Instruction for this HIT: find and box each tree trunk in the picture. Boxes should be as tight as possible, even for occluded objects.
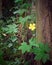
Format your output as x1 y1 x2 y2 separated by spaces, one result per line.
36 0 52 64
48 0 52 61
36 0 51 43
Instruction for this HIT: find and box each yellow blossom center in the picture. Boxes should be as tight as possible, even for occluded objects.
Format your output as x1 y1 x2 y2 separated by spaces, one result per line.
29 23 36 31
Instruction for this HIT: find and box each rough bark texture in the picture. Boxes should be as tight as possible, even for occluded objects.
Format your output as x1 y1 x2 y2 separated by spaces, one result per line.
48 0 52 61
36 0 52 62
36 0 51 42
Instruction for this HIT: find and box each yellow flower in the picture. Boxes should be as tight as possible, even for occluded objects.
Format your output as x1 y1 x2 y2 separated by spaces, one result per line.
29 23 36 31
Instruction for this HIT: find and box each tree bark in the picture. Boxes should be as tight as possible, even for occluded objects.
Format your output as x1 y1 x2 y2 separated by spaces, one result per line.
36 0 52 64
36 0 51 43
48 0 52 61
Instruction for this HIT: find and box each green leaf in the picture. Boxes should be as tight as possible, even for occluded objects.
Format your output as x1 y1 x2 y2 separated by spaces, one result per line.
35 53 43 61
39 43 45 52
44 44 50 53
0 49 3 56
15 0 23 3
18 17 25 25
10 36 17 42
13 9 27 15
42 54 50 63
29 38 38 47
33 43 50 63
11 16 16 22
21 3 32 9
18 42 31 54
34 48 45 61
8 43 13 48
18 15 32 25
39 43 50 53
2 24 18 34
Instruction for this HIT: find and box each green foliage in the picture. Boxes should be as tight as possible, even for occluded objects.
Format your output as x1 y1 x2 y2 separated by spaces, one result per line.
10 35 17 42
18 38 50 63
29 37 38 47
33 43 50 63
2 24 18 34
18 42 31 53
0 0 49 65
21 3 32 9
13 9 27 15
15 0 23 3
0 0 36 65
18 15 32 25
0 49 7 65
